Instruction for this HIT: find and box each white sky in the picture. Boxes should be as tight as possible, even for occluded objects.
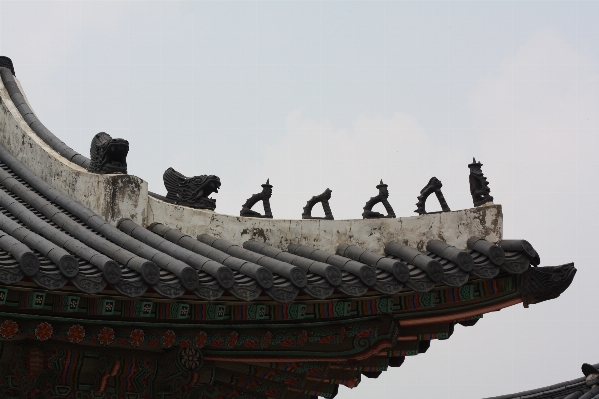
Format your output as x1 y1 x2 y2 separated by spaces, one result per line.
1 1 597 398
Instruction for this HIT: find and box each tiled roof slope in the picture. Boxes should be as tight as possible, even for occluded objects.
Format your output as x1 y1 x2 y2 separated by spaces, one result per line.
0 139 540 302
485 363 599 399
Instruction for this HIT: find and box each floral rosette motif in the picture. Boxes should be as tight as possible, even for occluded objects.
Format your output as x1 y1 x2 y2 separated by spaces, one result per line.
67 324 85 344
0 320 18 339
195 331 207 348
98 327 115 346
262 331 272 349
227 331 238 348
35 322 53 341
180 347 202 371
162 330 176 348
129 329 145 347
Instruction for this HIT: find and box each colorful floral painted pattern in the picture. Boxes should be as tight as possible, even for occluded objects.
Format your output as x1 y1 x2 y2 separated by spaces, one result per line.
35 322 52 341
162 330 176 348
7 320 380 355
298 330 308 346
357 328 375 338
195 331 207 348
280 338 297 347
98 327 115 346
339 327 347 342
227 331 238 348
318 335 337 344
129 329 144 347
262 331 272 348
67 324 85 343
244 339 260 348
0 320 18 339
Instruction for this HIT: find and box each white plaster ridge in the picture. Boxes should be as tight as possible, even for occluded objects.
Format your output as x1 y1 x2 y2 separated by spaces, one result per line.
147 195 503 253
0 73 502 251
0 75 148 226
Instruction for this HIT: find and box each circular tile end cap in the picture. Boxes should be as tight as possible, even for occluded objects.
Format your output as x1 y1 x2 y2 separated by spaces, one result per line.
180 267 199 291
103 260 122 285
19 252 39 277
141 261 160 285
58 255 79 278
256 268 273 289
455 252 474 272
359 266 377 286
216 267 234 289
290 268 307 288
427 260 445 282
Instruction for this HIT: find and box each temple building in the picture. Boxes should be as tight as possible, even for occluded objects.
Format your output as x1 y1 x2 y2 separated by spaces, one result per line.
0 56 576 399
486 363 599 399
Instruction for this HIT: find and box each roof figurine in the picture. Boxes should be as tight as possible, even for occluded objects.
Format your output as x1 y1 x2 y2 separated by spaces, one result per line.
87 132 129 174
302 188 334 220
0 56 579 399
163 167 221 210
415 176 451 215
521 262 577 307
240 179 273 218
362 180 396 219
469 157 494 207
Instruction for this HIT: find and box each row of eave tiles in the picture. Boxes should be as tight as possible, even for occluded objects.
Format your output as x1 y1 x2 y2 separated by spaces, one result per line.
0 145 538 303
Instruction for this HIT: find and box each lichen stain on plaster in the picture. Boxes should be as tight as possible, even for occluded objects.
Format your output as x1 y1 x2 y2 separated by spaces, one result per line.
240 227 268 243
472 204 502 242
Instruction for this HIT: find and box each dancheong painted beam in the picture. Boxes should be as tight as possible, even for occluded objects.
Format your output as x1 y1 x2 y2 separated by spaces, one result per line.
0 56 576 399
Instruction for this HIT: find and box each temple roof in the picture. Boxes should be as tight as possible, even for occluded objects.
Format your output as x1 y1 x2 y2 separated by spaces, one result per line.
0 57 578 399
486 363 599 399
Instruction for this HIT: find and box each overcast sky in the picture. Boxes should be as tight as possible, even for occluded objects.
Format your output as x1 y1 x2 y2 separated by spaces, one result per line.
0 1 596 398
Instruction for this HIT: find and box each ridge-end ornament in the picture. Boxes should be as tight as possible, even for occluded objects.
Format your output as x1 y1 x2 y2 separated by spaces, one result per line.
415 177 450 215
240 179 273 218
163 167 221 210
363 180 396 219
302 188 334 220
469 158 494 207
87 132 129 174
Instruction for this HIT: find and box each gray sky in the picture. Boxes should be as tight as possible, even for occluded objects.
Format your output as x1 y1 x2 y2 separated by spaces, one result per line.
1 1 596 398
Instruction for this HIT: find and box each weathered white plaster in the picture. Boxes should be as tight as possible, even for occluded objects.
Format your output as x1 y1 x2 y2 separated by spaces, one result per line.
0 74 502 252
0 77 148 225
147 196 503 253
